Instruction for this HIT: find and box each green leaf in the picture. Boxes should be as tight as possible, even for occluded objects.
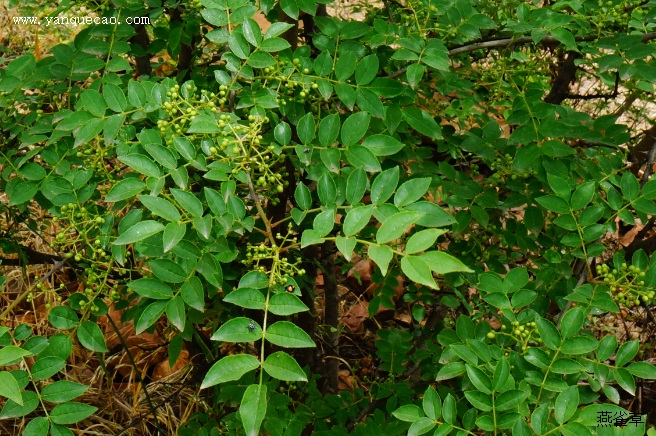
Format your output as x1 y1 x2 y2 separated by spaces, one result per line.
345 145 381 173
551 28 577 51
371 166 399 205
335 51 357 81
597 334 618 361
613 368 636 395
369 244 394 276
242 17 262 46
263 351 308 381
394 177 431 207
294 183 312 211
535 195 570 214
536 318 561 350
561 337 598 354
377 211 424 244
463 390 492 411
77 321 108 352
336 235 357 261
435 362 466 381
393 404 424 422
105 178 145 202
495 390 528 411
239 271 269 289
626 361 656 379
8 180 38 206
443 394 457 424
128 278 173 300
224 288 266 310
406 63 424 89
228 31 250 59
570 182 595 210
401 255 438 289
103 83 128 113
0 371 22 404
73 118 104 148
317 173 337 205
263 22 295 38
0 391 39 419
30 356 66 381
201 354 260 388
405 229 444 255
318 113 340 147
181 276 205 311
41 381 88 403
346 168 367 205
268 293 310 315
0 346 26 368
211 317 262 342
355 54 379 86
144 144 177 170
275 121 291 145
423 386 442 420
259 37 291 52
343 205 373 236
135 301 167 334
128 80 147 108
408 417 436 436
616 340 639 367
621 172 640 201
547 173 571 200
560 307 585 338
117 154 161 178
492 358 510 392
149 259 187 283
356 88 384 118
240 384 267 436
465 364 492 394
187 114 221 134
50 402 97 425
362 134 404 156
48 306 78 330
163 222 186 253
23 417 49 436
171 188 204 217
138 195 180 222
341 112 370 146
335 83 356 109
554 386 579 425
402 107 442 139
166 296 186 332
297 112 316 145
79 89 106 117
266 321 315 348
419 251 472 276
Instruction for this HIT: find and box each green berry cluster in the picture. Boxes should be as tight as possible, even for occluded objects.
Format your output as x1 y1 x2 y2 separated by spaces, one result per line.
487 154 532 185
596 262 653 307
51 203 122 309
261 58 320 106
215 114 290 203
242 223 306 282
487 320 542 353
75 135 115 174
25 281 64 308
158 83 221 143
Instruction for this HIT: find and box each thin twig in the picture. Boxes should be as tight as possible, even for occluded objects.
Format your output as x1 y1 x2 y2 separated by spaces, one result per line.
0 258 68 322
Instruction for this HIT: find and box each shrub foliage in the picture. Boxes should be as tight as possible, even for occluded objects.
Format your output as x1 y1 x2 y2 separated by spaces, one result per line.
1 0 656 434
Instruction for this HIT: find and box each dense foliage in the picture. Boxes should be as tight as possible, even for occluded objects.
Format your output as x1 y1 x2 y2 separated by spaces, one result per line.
1 0 656 434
